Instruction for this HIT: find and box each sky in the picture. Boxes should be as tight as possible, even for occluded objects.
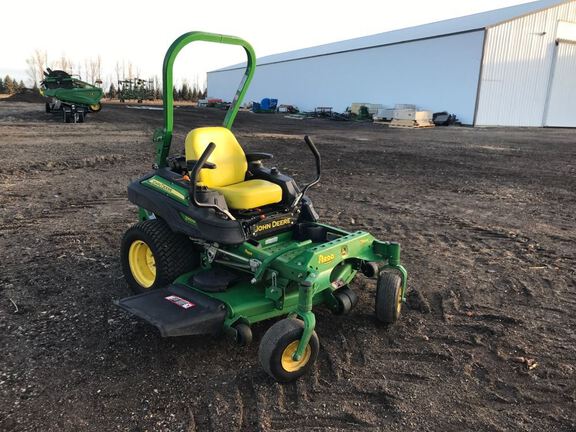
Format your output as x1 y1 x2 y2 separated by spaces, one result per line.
0 0 542 90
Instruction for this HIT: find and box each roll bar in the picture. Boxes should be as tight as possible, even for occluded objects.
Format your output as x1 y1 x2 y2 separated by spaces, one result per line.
154 31 257 168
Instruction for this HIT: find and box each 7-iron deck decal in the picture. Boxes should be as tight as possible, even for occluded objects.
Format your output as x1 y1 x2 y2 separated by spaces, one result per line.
164 295 195 309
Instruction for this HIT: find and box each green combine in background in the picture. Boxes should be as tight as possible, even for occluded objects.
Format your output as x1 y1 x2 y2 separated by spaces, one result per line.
40 68 104 123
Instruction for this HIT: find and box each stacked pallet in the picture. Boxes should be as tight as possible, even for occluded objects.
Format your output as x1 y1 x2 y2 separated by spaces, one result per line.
374 104 435 128
390 110 435 128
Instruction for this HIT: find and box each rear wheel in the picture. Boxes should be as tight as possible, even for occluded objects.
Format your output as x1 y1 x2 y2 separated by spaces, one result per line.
45 102 51 113
375 272 402 324
259 318 319 383
89 103 102 112
121 219 199 293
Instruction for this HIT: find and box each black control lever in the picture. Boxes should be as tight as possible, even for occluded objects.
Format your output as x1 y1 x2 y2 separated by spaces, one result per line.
188 142 235 220
291 135 321 210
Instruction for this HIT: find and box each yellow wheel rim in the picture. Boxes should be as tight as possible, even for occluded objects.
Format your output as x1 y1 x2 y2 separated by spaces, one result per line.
128 240 156 288
396 286 402 316
281 340 311 373
90 103 100 111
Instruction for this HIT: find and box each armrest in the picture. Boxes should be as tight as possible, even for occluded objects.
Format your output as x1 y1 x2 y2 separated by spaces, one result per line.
186 160 217 170
245 152 273 162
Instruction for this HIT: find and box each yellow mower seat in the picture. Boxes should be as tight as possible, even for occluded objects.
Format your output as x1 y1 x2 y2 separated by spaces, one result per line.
185 127 282 210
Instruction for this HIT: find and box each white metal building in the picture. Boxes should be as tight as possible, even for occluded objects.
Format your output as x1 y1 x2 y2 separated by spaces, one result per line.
208 0 576 127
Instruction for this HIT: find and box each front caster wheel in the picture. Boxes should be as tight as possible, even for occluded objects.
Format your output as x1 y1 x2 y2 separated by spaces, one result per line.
259 318 319 383
375 272 403 324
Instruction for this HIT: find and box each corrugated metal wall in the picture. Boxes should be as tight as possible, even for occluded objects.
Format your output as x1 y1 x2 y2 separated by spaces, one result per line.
208 31 485 125
476 1 576 126
545 41 576 126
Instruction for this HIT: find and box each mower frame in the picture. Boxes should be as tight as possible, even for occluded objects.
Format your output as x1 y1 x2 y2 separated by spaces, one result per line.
117 31 407 376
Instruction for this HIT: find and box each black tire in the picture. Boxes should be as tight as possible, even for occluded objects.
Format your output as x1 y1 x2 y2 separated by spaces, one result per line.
45 102 51 113
259 318 319 383
233 322 253 347
78 113 85 123
89 103 102 113
120 218 199 294
361 261 379 278
333 286 359 315
375 272 402 324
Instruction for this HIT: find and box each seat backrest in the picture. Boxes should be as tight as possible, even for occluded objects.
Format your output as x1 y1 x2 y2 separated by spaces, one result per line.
184 127 247 188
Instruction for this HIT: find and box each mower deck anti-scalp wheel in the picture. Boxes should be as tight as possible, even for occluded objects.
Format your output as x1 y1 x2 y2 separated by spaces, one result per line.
375 272 402 324
232 322 253 347
121 218 199 294
333 286 359 315
259 318 319 383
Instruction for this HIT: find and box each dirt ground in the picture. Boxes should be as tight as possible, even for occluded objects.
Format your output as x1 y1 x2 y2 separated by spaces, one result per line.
0 101 575 432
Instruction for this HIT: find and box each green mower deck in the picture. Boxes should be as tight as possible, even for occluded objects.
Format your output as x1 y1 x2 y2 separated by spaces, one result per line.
116 225 407 335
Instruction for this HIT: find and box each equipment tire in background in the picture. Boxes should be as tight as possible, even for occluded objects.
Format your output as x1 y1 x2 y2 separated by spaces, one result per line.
89 103 102 113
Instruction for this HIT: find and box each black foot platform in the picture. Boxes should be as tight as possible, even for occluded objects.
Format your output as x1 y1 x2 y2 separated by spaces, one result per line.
115 284 227 337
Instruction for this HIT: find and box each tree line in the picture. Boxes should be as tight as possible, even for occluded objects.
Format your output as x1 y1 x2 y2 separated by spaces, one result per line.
0 75 28 94
105 81 207 101
172 81 207 101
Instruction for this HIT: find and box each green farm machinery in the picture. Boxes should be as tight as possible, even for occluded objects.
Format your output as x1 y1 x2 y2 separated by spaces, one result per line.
41 68 103 123
115 31 408 382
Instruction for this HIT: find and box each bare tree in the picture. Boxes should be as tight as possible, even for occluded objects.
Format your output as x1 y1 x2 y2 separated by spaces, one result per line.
84 59 92 83
25 49 48 87
114 61 121 84
84 56 102 84
56 54 72 72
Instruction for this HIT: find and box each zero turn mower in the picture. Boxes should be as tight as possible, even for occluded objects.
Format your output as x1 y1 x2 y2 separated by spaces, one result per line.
41 68 104 123
115 31 408 382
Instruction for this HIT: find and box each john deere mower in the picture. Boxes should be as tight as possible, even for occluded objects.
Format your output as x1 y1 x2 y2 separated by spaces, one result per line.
41 68 104 123
115 32 408 382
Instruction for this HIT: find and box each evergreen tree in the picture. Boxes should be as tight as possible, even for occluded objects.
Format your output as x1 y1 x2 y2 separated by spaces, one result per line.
18 80 25 93
191 86 198 101
182 83 191 101
172 86 179 101
108 83 117 99
0 77 4 93
4 75 15 94
32 81 39 92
